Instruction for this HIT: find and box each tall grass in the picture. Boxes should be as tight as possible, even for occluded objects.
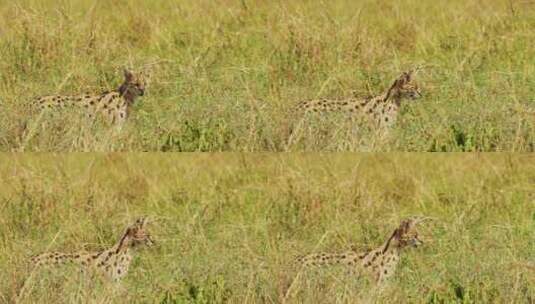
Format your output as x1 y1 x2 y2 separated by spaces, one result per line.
0 154 533 303
0 0 533 151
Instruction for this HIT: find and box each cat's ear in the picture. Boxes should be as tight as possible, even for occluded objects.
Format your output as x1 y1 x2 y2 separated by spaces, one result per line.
123 68 134 81
140 217 149 227
389 72 407 91
402 71 412 83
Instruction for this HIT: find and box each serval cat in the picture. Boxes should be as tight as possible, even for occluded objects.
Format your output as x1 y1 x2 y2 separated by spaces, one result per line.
295 70 422 129
35 69 146 125
296 218 427 285
31 217 154 281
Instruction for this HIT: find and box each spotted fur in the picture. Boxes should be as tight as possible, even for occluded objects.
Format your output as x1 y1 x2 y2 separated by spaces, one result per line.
295 70 422 128
35 69 146 125
31 217 154 281
296 218 425 284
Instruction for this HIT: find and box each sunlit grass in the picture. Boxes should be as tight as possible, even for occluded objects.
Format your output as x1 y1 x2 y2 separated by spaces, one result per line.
0 154 533 303
0 0 533 151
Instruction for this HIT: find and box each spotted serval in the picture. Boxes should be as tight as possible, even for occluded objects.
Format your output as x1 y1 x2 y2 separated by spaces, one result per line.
295 70 422 129
31 217 154 281
35 69 146 125
296 218 427 285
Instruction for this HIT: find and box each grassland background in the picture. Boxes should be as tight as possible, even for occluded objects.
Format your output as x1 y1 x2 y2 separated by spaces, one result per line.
0 0 534 151
0 154 533 303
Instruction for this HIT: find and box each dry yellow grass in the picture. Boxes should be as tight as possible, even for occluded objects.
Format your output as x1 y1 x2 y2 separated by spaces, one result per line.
0 0 534 151
0 154 533 303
